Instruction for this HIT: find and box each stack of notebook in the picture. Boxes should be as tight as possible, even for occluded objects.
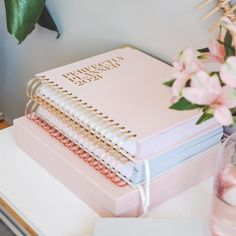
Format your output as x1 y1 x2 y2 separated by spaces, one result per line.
14 47 223 216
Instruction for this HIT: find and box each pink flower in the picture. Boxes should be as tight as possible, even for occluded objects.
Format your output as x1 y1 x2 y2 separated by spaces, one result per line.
182 70 236 126
172 48 202 96
221 17 236 47
213 105 233 126
182 71 221 105
220 56 236 88
221 17 236 32
199 37 225 63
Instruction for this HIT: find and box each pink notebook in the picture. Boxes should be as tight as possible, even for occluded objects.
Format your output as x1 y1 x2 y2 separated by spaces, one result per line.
14 116 219 216
27 47 219 159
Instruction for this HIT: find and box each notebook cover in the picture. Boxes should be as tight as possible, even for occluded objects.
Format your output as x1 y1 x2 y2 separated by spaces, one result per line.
14 116 219 217
34 47 220 158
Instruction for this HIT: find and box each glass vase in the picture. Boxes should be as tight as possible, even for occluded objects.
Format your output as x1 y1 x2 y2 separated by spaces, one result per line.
211 133 236 235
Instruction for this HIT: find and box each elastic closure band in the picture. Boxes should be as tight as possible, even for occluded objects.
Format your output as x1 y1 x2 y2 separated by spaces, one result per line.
138 159 150 215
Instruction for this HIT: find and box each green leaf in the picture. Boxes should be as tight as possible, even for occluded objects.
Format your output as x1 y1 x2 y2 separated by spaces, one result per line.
224 30 235 58
217 40 224 45
197 47 210 53
4 0 46 43
225 30 232 47
196 112 213 125
209 71 220 76
233 116 236 124
170 97 199 110
231 108 236 116
38 6 60 38
163 79 175 87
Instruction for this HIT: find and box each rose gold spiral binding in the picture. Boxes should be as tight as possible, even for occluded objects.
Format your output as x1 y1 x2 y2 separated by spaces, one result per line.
26 77 137 159
28 114 128 187
25 99 133 185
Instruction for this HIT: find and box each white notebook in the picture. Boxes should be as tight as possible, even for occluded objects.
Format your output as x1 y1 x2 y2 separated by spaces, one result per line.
93 218 204 236
29 47 220 159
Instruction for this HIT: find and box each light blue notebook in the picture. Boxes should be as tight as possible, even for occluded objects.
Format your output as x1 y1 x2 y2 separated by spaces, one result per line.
93 218 204 236
132 127 223 185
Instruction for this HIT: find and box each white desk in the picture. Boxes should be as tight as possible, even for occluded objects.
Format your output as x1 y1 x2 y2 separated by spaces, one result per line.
0 127 213 236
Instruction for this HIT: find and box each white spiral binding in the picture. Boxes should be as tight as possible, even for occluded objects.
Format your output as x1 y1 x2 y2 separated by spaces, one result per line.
30 92 130 165
27 77 136 159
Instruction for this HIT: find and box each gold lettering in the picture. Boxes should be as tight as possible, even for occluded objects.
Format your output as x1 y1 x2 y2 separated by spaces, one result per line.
116 56 124 61
97 62 110 71
76 68 88 74
62 56 124 87
86 66 100 74
106 59 120 68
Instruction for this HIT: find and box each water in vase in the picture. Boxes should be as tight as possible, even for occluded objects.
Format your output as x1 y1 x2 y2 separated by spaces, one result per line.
211 166 236 236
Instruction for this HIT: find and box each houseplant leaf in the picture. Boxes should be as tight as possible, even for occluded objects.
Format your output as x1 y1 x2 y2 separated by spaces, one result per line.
38 6 60 38
4 0 46 43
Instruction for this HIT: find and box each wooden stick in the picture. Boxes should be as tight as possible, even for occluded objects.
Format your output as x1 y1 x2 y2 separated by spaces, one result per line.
201 0 230 21
202 5 220 21
208 18 221 32
208 3 236 32
226 3 236 15
197 0 214 10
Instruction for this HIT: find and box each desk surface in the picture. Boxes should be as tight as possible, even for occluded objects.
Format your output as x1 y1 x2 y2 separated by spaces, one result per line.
0 127 214 236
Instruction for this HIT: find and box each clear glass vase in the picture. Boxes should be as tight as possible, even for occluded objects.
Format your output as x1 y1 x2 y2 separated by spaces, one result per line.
211 133 236 235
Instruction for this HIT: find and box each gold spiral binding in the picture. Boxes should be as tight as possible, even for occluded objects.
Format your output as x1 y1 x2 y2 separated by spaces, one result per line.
26 76 137 159
25 100 39 119
25 100 135 185
28 96 129 163
26 77 42 98
27 114 128 187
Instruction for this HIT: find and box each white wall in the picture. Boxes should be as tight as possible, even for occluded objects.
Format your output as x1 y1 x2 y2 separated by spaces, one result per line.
0 0 220 122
